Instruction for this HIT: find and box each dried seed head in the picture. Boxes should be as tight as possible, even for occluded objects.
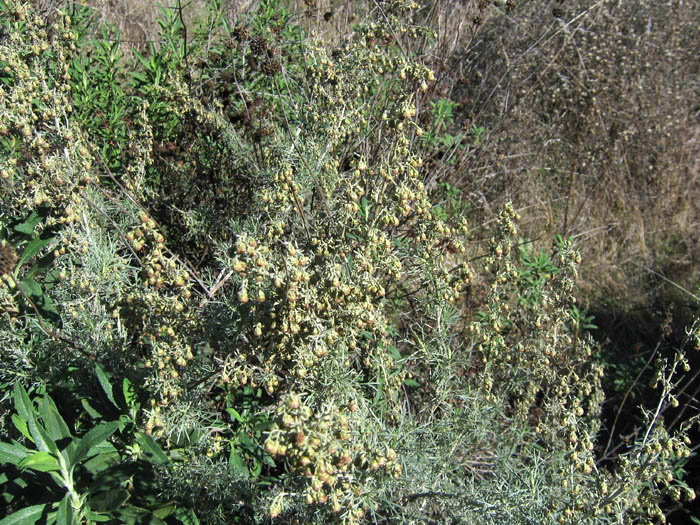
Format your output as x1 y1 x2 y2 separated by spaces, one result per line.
250 35 268 56
262 57 281 75
0 241 18 276
233 26 249 42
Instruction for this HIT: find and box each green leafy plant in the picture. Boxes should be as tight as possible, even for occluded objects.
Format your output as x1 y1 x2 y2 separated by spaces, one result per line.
423 98 464 149
469 123 486 145
570 304 597 339
2 209 61 324
515 238 559 306
430 182 471 223
2 384 128 523
69 9 131 175
0 368 195 524
224 385 276 481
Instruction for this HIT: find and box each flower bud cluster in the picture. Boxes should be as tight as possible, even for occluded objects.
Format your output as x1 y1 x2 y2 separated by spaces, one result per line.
0 3 90 222
469 208 699 524
201 2 476 514
264 393 399 519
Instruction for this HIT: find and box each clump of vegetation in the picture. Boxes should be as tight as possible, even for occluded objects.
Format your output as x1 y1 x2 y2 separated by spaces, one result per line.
447 0 700 311
1 0 698 524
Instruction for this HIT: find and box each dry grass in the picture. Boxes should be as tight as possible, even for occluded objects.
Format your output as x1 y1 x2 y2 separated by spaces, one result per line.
436 0 700 314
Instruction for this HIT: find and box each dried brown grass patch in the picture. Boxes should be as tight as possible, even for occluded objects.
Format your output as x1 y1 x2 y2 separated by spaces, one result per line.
439 0 700 311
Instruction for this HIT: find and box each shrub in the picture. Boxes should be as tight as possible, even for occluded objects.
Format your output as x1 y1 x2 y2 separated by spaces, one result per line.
1 0 698 523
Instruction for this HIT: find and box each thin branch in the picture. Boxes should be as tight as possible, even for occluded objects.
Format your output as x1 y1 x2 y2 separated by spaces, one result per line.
639 266 700 304
8 275 96 361
601 342 660 461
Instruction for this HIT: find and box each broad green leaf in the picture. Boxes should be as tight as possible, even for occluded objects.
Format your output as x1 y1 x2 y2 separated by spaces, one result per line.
122 378 137 410
83 509 111 522
0 503 46 525
56 493 73 525
118 414 132 430
387 345 402 361
359 197 370 221
17 277 41 297
28 417 59 455
152 503 176 519
18 451 60 472
13 211 42 235
11 414 31 442
13 384 58 455
113 504 166 524
403 378 421 388
89 489 130 512
69 421 119 466
13 382 34 424
251 459 262 478
167 448 186 461
81 399 103 420
33 287 60 321
226 407 243 424
81 443 119 476
87 462 137 494
17 237 54 268
133 432 169 465
16 276 60 322
95 363 118 409
0 472 29 504
228 449 249 480
44 266 62 286
253 417 272 433
262 452 276 468
0 441 33 465
37 395 72 443
237 431 256 453
174 507 200 525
